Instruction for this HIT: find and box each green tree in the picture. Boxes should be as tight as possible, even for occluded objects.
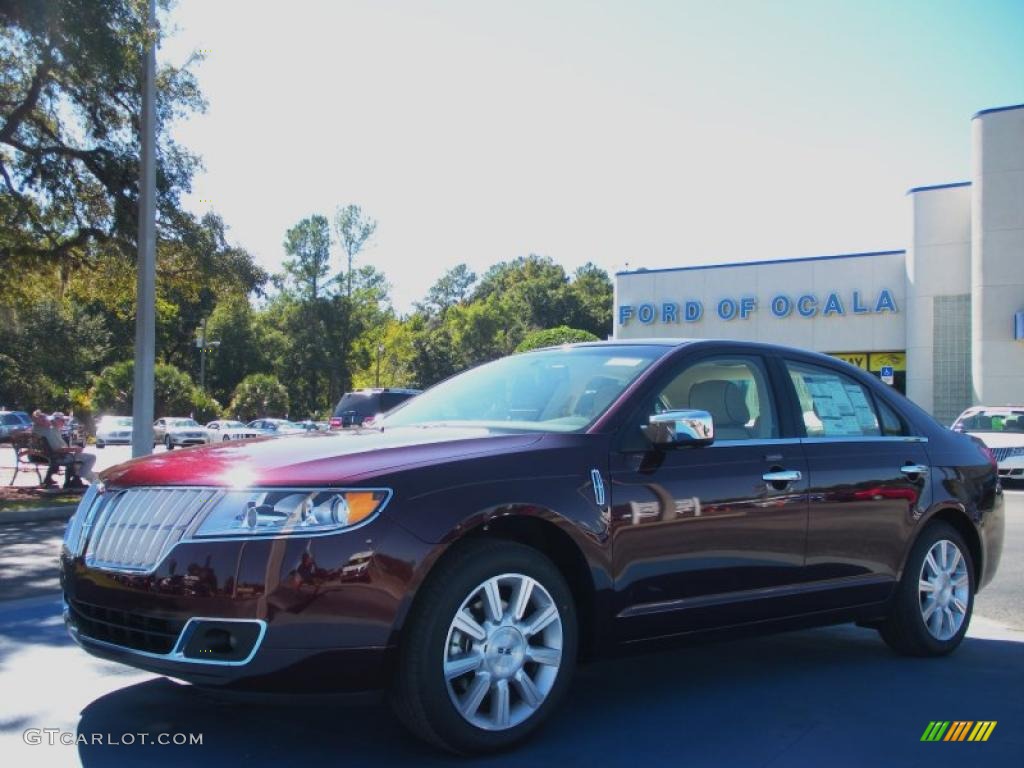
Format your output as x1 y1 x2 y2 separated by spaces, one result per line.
515 326 599 352
0 0 205 272
203 291 266 405
334 204 377 298
415 263 476 318
90 360 219 421
566 263 613 338
228 373 289 421
281 214 332 300
0 298 110 409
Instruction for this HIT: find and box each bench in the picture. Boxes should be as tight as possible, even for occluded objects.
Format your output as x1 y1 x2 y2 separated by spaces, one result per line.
9 431 81 486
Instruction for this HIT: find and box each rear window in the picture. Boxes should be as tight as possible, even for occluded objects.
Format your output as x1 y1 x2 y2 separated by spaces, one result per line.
2 414 20 425
334 393 381 418
381 392 414 411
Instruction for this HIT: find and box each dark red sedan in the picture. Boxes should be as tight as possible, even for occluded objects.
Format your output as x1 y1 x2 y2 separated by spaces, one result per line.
60 340 1004 754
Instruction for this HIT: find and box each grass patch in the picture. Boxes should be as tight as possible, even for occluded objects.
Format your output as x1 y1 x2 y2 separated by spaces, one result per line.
0 494 81 512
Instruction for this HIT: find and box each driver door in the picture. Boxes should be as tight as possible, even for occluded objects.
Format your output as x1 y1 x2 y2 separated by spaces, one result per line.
609 353 810 641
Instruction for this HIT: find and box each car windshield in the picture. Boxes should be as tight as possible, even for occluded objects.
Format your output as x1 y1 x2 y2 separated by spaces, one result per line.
382 346 663 433
169 418 200 427
221 421 245 428
269 420 300 429
102 417 132 427
954 409 1024 433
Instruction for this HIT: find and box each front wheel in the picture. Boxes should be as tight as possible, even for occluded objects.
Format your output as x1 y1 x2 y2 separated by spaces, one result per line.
879 521 974 656
223 435 231 442
390 539 577 755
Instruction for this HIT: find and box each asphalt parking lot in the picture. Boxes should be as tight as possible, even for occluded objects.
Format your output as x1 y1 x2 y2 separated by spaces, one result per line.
0 487 1021 767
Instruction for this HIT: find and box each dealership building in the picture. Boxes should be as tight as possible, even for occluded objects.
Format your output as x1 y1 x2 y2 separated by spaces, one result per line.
614 103 1024 424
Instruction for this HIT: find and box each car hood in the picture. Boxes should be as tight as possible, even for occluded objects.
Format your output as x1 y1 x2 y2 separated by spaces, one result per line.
100 427 544 487
967 431 1024 448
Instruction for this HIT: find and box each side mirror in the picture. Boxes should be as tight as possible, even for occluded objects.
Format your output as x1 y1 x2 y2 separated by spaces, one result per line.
643 409 715 448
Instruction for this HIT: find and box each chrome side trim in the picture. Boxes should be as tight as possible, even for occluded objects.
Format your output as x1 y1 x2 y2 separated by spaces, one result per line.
590 468 606 506
800 436 928 444
616 574 896 619
707 436 928 448
64 601 267 668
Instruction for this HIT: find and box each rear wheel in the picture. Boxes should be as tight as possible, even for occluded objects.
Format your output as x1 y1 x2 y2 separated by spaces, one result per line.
222 435 230 442
164 436 174 450
95 441 104 449
390 539 577 754
879 521 974 656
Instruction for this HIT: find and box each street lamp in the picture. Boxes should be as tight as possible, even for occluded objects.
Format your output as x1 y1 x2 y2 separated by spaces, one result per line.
196 317 221 392
375 343 385 387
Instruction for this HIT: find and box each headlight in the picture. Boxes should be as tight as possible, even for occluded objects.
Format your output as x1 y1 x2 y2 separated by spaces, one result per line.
190 488 391 538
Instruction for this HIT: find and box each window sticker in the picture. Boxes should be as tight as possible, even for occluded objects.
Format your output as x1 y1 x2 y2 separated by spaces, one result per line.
603 357 645 367
803 374 877 437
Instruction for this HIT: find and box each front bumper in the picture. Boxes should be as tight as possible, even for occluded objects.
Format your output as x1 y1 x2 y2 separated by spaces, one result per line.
60 511 427 691
997 456 1024 479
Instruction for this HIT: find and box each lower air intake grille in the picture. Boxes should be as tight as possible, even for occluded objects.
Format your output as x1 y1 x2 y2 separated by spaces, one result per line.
68 599 186 654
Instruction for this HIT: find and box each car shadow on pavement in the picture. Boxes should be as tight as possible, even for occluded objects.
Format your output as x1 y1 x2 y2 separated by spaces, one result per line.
0 520 65 602
75 624 1024 768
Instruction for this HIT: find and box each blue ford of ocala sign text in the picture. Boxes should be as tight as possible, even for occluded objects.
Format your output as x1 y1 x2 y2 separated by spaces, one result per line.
618 289 898 326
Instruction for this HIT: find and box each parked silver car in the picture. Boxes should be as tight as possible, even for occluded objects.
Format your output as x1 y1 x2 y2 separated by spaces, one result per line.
95 415 133 448
0 410 31 442
153 417 207 450
246 418 304 437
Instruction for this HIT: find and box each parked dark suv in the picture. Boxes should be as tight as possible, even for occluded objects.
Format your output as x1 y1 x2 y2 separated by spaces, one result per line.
330 387 420 429
61 340 1003 754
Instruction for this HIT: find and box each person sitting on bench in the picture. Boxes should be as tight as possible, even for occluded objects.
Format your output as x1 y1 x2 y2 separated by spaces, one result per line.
31 410 96 488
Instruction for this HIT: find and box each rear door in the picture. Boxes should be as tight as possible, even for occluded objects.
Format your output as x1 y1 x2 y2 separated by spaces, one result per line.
781 358 931 606
610 351 810 640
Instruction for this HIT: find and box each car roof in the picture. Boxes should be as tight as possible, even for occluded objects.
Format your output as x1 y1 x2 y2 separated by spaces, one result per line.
958 405 1024 414
548 338 868 364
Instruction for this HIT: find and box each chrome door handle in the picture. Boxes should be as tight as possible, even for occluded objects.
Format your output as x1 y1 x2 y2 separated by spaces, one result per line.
900 464 929 476
763 470 802 484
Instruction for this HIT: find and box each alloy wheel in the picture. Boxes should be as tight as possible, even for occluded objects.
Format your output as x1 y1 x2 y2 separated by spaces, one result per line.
443 572 563 732
918 539 970 641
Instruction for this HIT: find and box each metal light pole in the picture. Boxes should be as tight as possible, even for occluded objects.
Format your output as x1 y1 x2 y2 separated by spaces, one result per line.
197 317 220 392
131 0 157 458
375 343 385 387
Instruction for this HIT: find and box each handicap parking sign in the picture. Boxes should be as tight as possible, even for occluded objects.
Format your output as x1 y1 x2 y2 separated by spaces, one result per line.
880 365 894 385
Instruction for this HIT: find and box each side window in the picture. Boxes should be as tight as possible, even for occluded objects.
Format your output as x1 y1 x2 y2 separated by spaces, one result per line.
876 398 906 436
785 361 881 437
654 356 779 442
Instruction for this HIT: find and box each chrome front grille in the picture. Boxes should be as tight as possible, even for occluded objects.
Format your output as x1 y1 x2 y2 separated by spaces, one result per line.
81 488 222 572
990 447 1022 462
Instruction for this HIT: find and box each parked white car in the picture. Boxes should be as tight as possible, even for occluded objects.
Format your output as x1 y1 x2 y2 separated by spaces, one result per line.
952 405 1024 481
204 420 261 442
95 415 133 448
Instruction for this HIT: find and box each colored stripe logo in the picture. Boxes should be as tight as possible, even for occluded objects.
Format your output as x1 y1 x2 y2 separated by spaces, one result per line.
921 721 997 742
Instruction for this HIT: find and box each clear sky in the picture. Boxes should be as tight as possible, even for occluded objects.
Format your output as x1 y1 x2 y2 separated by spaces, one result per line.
159 0 1024 313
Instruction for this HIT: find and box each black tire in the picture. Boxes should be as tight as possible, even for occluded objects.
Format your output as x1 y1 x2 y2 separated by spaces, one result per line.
879 521 974 656
389 539 577 755
164 436 174 450
96 441 104 449
223 435 230 442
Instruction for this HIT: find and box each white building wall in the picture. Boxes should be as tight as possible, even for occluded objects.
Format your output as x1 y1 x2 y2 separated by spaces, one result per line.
906 183 972 415
972 105 1024 406
615 252 906 354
